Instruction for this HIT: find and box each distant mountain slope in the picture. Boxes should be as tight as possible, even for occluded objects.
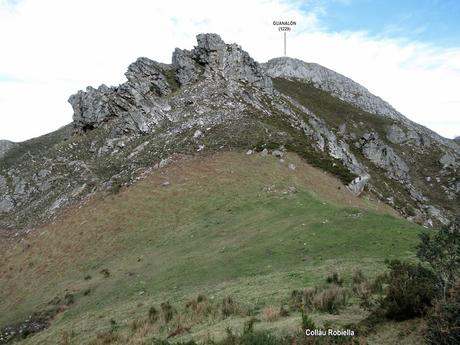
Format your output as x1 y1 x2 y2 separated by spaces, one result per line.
263 57 403 120
0 33 458 232
0 140 16 159
263 57 458 151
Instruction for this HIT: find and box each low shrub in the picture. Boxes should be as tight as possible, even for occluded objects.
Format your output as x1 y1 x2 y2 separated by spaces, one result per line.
243 317 259 334
290 285 347 314
185 295 214 321
312 285 347 314
302 287 318 310
289 289 304 311
353 281 374 310
160 302 176 324
279 304 290 317
148 306 159 323
221 296 240 318
351 269 366 285
380 260 436 320
326 272 343 286
301 311 316 331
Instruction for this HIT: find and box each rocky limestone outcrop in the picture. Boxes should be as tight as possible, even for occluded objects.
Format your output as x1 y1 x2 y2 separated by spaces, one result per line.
386 124 428 149
69 33 272 137
359 132 409 181
69 59 172 135
173 34 272 89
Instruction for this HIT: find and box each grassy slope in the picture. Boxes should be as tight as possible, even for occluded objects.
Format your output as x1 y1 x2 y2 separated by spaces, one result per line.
1 151 422 344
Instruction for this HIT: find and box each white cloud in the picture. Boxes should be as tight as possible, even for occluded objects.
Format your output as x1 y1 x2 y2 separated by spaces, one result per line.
0 0 459 141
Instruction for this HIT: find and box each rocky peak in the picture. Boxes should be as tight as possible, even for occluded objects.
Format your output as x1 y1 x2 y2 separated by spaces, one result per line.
69 33 271 135
173 33 272 89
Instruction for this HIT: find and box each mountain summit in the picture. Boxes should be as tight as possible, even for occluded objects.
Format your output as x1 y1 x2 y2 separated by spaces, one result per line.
0 33 458 231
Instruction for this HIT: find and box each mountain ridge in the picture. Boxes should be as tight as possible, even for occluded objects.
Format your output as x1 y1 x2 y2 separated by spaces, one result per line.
0 33 458 233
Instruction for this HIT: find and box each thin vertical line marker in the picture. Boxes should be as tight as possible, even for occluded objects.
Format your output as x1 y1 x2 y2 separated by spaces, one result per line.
284 31 286 56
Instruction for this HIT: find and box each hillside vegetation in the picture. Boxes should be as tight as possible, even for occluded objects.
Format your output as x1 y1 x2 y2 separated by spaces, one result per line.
0 152 423 344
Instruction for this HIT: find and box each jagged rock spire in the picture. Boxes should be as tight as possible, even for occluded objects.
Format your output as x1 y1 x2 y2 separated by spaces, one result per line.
69 34 272 135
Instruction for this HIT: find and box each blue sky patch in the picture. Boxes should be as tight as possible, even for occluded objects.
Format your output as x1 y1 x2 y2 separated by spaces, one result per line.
296 0 460 46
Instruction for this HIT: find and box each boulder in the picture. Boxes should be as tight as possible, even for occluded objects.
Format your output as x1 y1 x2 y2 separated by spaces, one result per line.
271 149 284 158
387 124 406 144
347 175 370 196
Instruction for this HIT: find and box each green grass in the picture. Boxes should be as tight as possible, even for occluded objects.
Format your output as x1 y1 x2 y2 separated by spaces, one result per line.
0 152 423 344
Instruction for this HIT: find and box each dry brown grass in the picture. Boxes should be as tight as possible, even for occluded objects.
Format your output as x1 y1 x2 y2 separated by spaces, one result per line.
291 284 348 314
302 287 318 309
262 305 281 322
312 285 348 314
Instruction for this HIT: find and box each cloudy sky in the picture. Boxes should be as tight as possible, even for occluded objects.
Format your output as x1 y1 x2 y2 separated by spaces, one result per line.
1 0 459 142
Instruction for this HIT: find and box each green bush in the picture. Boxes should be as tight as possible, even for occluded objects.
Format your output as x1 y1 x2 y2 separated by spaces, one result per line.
380 260 436 320
425 283 460 345
417 227 460 301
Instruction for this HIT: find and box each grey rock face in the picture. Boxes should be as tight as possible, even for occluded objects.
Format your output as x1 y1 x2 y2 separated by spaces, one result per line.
387 124 407 144
426 205 451 226
386 124 425 147
0 195 14 213
439 153 456 168
0 175 7 189
69 57 173 135
125 57 172 97
69 85 116 131
172 48 201 86
195 33 272 89
0 140 16 158
347 175 370 196
359 132 409 181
